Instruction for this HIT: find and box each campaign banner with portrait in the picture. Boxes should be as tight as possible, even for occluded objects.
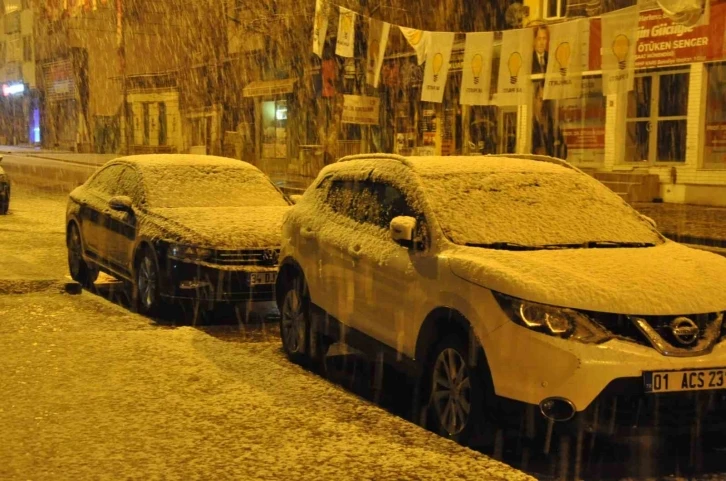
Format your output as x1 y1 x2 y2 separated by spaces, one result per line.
544 20 584 100
460 32 494 106
495 29 533 106
421 32 455 103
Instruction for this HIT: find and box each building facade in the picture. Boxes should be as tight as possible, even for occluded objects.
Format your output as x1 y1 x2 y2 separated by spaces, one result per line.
0 0 38 146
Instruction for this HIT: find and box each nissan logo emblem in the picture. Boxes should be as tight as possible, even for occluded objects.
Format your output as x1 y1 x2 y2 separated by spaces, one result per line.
670 317 699 345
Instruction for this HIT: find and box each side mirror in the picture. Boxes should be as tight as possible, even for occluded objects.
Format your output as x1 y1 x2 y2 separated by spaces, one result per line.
109 195 133 212
641 214 657 229
290 194 303 205
390 216 416 248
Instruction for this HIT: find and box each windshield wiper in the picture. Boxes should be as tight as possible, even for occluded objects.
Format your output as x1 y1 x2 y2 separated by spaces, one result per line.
584 241 655 248
543 241 656 249
465 242 543 251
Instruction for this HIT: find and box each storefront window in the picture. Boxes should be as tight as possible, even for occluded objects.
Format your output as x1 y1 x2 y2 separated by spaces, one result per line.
262 99 287 159
625 69 688 163
704 63 726 167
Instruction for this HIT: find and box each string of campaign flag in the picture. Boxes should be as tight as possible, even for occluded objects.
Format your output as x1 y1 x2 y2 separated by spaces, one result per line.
312 0 643 106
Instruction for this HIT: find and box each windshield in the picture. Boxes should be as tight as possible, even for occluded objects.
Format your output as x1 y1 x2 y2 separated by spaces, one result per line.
142 165 289 209
422 170 663 247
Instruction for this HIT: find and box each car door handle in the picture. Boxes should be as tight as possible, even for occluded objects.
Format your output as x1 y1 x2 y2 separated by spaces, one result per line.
300 227 316 239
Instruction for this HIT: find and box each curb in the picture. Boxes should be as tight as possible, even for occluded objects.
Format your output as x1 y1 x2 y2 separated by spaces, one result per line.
0 279 82 295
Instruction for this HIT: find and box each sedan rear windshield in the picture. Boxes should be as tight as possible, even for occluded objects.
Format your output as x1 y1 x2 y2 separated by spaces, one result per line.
142 165 289 209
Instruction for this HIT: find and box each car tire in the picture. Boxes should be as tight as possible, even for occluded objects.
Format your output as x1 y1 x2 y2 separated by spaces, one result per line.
279 275 317 365
424 334 490 446
134 247 163 316
67 223 98 289
0 184 9 214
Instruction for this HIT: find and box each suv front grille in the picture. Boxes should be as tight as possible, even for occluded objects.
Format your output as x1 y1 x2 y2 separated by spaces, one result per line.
211 248 280 266
588 311 724 356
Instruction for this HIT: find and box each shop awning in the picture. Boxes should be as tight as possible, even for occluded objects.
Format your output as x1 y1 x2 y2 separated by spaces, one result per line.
242 78 296 97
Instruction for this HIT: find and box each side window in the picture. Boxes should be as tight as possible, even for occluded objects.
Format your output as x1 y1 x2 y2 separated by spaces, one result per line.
373 182 417 229
86 165 125 197
347 181 380 226
117 167 144 205
325 180 356 215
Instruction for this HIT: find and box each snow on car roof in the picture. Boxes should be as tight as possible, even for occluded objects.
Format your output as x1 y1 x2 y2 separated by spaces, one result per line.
114 154 259 170
406 155 574 176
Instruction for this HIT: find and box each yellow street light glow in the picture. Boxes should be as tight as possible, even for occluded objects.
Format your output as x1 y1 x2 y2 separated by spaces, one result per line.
612 34 630 70
508 51 522 85
471 54 484 85
555 42 571 77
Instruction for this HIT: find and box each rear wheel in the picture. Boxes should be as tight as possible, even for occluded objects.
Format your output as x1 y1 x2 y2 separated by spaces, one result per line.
67 223 98 288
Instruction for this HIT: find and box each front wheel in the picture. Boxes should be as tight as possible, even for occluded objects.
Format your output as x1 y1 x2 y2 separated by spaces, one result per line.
0 183 8 214
425 335 489 446
279 277 310 364
134 248 163 315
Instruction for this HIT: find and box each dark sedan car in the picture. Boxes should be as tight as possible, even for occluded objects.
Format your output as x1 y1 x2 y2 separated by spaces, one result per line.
66 154 292 314
0 155 9 215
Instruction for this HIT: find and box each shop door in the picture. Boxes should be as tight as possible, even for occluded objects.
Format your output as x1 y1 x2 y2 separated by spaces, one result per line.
625 70 689 164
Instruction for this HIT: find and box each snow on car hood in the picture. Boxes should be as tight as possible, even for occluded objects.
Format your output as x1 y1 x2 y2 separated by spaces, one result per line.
149 206 289 249
448 241 726 316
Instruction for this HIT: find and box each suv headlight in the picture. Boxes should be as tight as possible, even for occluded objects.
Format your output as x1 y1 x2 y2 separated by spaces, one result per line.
494 292 611 344
168 244 213 261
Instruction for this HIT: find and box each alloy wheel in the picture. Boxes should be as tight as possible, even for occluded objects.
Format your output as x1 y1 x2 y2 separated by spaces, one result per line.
137 254 157 310
281 287 306 355
431 347 472 436
68 226 83 279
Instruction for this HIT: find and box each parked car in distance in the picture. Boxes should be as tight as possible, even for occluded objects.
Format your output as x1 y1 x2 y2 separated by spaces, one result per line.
66 154 291 314
0 155 9 214
276 153 726 451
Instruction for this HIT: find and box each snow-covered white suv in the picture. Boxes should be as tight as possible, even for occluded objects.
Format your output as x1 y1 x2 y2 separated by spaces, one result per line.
276 153 726 447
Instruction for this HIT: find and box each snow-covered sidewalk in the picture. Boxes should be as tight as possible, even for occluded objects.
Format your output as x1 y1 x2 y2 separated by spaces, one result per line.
0 185 69 288
0 288 533 481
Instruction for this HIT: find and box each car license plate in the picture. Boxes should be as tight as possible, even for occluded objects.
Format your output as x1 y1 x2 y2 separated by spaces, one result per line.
248 272 276 286
644 368 726 393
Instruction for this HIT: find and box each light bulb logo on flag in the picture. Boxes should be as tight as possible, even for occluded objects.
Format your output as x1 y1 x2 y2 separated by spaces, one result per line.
612 34 630 70
508 52 522 84
409 30 423 46
432 53 444 82
341 13 353 40
471 54 483 85
555 42 571 77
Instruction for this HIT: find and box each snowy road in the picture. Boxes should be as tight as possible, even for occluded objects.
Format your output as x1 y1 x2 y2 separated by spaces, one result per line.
4 173 726 480
0 172 534 480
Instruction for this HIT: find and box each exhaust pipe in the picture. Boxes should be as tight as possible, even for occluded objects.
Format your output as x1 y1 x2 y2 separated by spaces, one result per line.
540 397 576 422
